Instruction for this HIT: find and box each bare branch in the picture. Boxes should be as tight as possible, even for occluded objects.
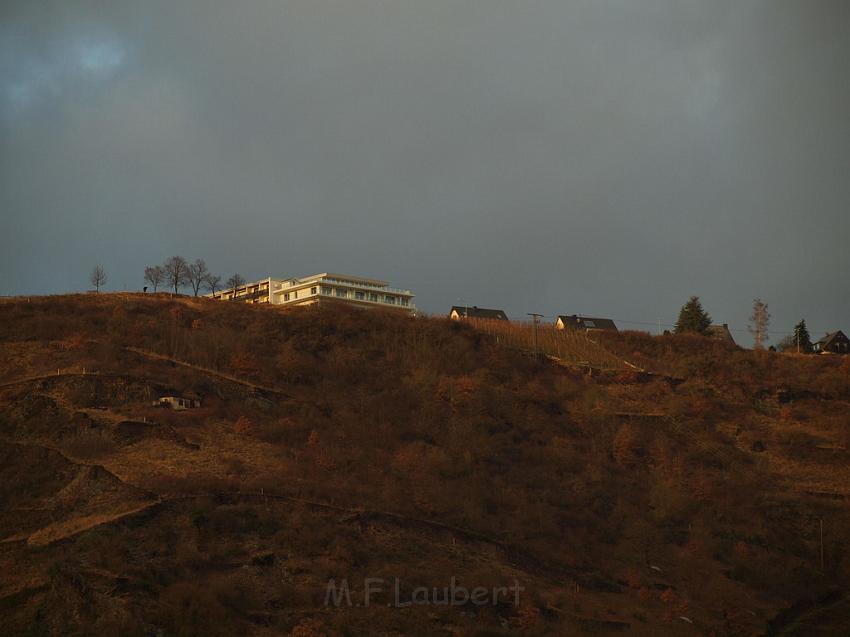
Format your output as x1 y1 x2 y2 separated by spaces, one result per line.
187 258 209 296
90 264 107 292
144 265 164 292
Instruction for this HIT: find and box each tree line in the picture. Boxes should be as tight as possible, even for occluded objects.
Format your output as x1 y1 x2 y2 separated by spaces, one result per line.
90 260 247 297
674 295 814 352
143 257 247 296
88 261 819 351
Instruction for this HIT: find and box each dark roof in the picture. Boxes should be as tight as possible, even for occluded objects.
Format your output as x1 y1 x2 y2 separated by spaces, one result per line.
707 323 736 345
557 315 618 332
815 330 847 346
450 306 509 320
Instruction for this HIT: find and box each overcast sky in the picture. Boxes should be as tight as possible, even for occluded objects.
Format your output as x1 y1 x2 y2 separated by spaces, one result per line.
1 1 848 343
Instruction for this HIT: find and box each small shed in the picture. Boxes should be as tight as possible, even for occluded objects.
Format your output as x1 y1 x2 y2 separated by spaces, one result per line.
153 395 201 410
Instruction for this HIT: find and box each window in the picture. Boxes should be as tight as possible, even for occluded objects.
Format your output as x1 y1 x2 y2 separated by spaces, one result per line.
322 286 332 295
385 295 396 305
311 287 317 295
336 288 347 298
284 293 290 301
401 298 409 306
355 291 365 300
584 320 596 328
294 290 298 299
369 293 378 302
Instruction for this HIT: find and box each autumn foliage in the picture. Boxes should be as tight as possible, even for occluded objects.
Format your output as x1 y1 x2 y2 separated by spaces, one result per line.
0 293 849 636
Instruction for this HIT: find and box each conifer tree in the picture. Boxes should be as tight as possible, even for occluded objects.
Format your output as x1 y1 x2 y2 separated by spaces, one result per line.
793 319 813 353
675 296 712 335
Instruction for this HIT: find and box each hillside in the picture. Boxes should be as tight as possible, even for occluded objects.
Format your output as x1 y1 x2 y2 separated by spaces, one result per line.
1 294 849 636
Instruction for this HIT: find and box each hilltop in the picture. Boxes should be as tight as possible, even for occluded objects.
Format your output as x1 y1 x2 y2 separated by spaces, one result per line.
1 294 849 636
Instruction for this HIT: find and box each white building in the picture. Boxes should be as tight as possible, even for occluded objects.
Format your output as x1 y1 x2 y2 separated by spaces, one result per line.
208 272 415 313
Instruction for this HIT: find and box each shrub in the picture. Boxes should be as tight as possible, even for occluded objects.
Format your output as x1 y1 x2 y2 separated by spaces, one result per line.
234 416 252 436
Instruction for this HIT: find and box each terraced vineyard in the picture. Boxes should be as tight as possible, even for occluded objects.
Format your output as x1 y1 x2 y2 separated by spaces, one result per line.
0 293 849 636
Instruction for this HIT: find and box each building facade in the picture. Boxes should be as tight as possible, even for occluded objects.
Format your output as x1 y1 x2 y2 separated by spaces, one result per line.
208 273 415 313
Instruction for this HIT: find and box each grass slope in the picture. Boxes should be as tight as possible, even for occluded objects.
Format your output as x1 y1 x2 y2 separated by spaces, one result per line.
0 293 848 636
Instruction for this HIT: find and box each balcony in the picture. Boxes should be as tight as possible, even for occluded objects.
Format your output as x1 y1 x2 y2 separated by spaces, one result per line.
319 277 413 297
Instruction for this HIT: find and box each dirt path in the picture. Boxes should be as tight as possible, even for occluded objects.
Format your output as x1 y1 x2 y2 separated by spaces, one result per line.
124 347 293 398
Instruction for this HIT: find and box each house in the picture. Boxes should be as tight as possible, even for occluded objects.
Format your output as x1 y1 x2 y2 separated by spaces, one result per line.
154 396 201 410
555 315 618 333
707 323 736 345
813 330 849 354
449 306 509 321
207 273 415 313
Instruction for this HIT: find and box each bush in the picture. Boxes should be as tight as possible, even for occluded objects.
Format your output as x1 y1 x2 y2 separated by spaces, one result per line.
234 416 252 436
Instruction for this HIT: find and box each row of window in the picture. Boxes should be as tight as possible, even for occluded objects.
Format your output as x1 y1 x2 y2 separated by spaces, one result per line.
274 284 410 306
321 286 409 306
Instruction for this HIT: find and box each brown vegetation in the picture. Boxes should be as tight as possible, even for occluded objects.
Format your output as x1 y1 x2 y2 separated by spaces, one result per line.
0 293 848 635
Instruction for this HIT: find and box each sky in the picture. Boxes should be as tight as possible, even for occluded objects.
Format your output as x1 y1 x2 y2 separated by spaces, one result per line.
1 1 848 345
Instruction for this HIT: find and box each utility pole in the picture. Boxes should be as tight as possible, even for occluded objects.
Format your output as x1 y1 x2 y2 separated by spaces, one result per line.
527 313 543 358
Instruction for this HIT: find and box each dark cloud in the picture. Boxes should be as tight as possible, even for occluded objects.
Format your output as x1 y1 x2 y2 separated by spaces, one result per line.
2 1 848 343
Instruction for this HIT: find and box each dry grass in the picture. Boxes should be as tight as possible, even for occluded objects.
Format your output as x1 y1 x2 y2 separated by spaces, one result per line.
463 317 638 370
0 293 849 636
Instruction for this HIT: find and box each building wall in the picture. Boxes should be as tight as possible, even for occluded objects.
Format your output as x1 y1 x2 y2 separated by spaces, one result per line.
210 274 414 312
274 275 414 311
215 278 271 303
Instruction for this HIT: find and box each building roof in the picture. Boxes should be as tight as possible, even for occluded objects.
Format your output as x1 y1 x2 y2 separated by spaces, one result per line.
209 272 414 299
557 315 618 332
815 330 846 347
302 273 391 287
707 323 736 345
450 306 509 320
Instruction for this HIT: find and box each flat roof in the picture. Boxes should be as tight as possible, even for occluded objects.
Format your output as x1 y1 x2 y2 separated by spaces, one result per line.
303 272 390 287
210 272 413 296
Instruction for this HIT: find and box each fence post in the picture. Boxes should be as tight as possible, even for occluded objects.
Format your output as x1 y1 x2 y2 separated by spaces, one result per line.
527 313 543 358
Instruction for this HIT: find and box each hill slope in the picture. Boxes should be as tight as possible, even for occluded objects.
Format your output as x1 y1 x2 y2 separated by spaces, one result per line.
0 294 849 636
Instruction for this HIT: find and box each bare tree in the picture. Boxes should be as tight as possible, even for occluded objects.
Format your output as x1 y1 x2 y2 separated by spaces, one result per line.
187 258 209 296
163 256 189 294
226 273 246 292
144 265 164 292
749 298 771 350
204 274 222 295
90 264 107 292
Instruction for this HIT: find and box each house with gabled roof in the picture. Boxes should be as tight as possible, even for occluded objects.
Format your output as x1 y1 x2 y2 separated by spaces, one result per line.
813 330 849 354
555 314 618 333
707 323 736 345
449 306 509 321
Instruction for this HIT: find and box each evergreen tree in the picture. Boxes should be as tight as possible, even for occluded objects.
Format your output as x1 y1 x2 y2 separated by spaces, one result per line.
675 296 712 335
793 319 813 353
